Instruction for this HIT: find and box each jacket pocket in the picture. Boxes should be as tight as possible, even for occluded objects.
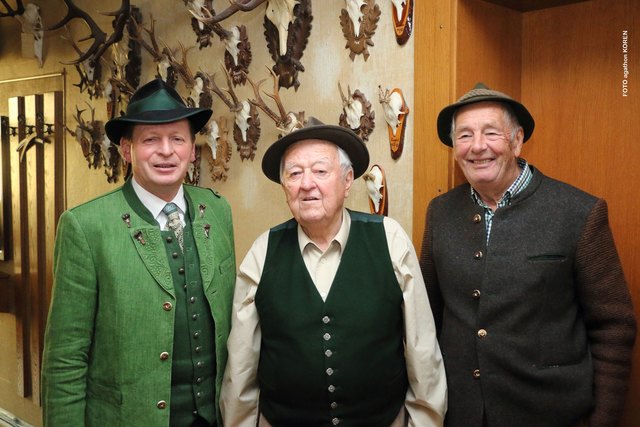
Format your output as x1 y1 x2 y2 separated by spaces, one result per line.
87 379 123 406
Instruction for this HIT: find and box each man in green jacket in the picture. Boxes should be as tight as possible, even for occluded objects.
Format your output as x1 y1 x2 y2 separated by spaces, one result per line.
42 78 236 427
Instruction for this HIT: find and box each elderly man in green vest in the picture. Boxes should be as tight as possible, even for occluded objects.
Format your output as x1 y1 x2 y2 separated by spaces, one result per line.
41 78 236 427
221 117 447 426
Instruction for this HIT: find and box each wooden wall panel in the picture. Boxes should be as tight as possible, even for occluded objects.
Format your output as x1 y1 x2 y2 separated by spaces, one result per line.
412 0 456 246
521 1 639 424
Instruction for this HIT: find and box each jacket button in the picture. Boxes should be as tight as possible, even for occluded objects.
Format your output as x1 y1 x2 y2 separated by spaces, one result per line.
325 349 333 357
473 214 482 223
162 302 173 311
166 236 173 243
474 251 483 260
332 417 340 425
473 369 481 379
326 368 334 375
172 252 179 258
160 351 169 361
477 329 487 338
179 267 185 274
157 400 167 409
323 333 331 341
471 289 481 299
330 402 338 409
322 316 331 324
328 385 336 392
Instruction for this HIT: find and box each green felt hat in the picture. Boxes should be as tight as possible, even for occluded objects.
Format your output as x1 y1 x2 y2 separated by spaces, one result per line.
261 117 370 184
105 78 212 144
437 83 535 146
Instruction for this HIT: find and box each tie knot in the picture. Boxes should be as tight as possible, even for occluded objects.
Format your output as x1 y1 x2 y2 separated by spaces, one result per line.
163 202 178 216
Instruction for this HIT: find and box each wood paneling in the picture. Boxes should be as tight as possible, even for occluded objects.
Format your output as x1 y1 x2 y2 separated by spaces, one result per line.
7 92 64 404
412 0 455 246
482 0 590 12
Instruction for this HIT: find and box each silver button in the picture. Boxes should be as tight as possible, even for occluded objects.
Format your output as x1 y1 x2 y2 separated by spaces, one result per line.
323 333 331 341
330 402 338 409
332 417 340 425
328 385 336 392
325 349 333 357
322 316 330 324
326 368 334 375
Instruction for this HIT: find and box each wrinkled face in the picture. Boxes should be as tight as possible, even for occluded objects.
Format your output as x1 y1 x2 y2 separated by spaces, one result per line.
452 101 523 192
281 139 353 232
121 119 195 202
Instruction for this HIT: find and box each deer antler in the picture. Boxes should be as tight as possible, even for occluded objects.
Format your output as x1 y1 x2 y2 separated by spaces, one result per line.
130 13 164 62
192 0 267 25
247 68 287 126
209 66 243 112
45 0 131 65
0 0 25 17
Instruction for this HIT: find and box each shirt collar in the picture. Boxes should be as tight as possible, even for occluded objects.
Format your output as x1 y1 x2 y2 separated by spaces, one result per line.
131 177 186 223
298 209 351 254
471 158 531 209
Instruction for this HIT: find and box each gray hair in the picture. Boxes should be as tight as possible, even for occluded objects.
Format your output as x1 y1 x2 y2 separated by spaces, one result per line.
450 102 521 145
279 143 353 182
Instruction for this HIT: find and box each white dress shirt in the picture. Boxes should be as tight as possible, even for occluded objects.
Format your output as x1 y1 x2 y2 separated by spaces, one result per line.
131 177 187 228
220 209 448 427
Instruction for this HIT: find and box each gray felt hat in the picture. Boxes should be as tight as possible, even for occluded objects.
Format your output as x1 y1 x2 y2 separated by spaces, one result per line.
261 117 370 184
437 83 535 146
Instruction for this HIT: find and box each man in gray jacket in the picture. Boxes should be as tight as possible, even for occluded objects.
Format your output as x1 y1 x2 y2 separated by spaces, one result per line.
420 83 636 427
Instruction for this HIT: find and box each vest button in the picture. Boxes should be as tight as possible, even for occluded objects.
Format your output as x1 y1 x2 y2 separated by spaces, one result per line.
166 236 173 243
323 333 331 341
172 252 179 258
196 361 204 368
159 351 169 361
322 316 330 324
162 302 173 311
157 400 167 409
332 417 340 425
192 314 199 320
328 385 336 392
477 329 487 338
196 377 203 384
195 346 202 353
326 368 334 375
190 297 196 303
473 369 481 379
179 267 185 274
330 402 338 409
474 250 483 260
473 214 482 223
193 331 200 339
325 349 333 357
471 289 481 299
196 391 202 398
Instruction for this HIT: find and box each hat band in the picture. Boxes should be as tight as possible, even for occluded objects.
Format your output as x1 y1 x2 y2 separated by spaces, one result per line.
126 90 186 116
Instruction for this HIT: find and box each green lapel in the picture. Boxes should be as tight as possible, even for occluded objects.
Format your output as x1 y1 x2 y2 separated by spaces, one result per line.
186 189 215 289
122 180 175 296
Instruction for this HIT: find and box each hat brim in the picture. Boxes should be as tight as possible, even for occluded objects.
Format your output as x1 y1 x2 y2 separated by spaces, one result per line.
261 124 370 184
437 96 535 147
105 108 212 144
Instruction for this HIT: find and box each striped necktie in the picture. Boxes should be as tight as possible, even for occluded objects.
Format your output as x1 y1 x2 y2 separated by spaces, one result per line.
163 202 184 251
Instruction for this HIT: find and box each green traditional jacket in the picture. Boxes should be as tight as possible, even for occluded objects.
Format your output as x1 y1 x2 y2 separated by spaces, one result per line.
42 180 236 427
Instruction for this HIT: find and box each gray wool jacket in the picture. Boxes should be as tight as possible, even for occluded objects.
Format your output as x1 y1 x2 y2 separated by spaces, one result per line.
419 166 636 427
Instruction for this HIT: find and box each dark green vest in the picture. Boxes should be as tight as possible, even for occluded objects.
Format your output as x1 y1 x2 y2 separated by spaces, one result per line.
163 217 216 426
256 211 408 427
